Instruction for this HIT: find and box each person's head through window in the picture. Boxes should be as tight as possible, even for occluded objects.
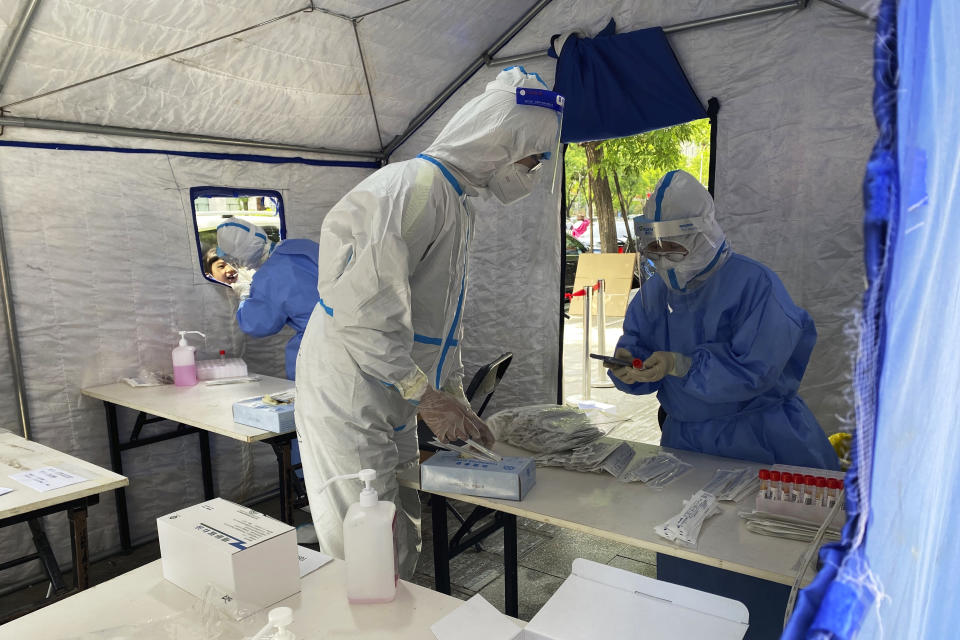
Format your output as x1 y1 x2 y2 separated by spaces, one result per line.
204 247 238 285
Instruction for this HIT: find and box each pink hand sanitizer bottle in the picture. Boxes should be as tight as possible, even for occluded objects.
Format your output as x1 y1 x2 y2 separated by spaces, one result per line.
172 331 204 387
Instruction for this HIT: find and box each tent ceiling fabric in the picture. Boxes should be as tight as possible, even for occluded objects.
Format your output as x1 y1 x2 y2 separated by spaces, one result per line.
0 0 541 151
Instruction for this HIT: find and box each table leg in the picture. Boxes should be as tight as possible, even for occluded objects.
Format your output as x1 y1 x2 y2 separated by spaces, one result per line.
431 495 451 594
270 438 294 524
198 430 214 500
503 513 518 618
27 518 67 594
103 401 131 551
68 504 90 590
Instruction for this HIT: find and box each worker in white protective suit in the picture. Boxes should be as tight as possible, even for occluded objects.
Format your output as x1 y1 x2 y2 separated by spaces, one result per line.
295 67 563 578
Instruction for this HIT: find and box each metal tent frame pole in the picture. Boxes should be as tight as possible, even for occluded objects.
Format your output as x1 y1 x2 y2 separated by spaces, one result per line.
0 0 45 440
0 0 43 97
382 0 555 158
0 115 384 161
0 206 31 440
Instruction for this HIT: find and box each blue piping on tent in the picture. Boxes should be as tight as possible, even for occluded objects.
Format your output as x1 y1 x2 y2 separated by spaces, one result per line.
0 140 381 169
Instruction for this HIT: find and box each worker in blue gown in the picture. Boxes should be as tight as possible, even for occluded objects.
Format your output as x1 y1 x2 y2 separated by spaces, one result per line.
607 170 839 471
216 220 320 513
607 169 839 640
216 220 320 381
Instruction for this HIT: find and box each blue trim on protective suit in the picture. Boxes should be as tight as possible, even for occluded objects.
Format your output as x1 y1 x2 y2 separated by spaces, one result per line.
502 65 548 88
667 241 727 292
653 170 679 221
318 298 333 317
416 154 463 196
414 334 458 347
437 270 466 390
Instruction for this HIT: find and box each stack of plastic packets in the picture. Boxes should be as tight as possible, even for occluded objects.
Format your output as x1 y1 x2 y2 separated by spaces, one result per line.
701 467 760 502
618 452 693 488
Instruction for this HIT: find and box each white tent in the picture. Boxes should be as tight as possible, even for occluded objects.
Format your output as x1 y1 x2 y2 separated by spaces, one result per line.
0 0 877 592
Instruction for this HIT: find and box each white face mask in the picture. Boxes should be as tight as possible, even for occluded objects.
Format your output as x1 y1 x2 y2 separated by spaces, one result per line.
488 162 537 205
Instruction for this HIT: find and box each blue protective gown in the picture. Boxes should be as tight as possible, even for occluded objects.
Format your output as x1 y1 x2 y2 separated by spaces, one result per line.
612 253 840 470
236 238 320 380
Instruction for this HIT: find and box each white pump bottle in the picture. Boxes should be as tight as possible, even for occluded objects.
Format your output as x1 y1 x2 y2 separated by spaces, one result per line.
172 330 205 387
343 469 398 603
315 468 398 603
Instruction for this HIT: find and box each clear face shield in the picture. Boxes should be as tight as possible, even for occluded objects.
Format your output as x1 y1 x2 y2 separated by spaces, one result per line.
635 215 719 295
513 87 565 194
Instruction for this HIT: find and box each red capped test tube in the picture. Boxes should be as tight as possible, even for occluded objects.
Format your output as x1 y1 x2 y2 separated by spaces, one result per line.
826 478 840 508
769 471 782 501
803 475 816 505
781 472 794 502
815 476 827 506
758 469 771 499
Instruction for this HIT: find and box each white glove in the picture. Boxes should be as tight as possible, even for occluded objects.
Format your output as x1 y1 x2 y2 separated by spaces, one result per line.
231 267 254 301
418 387 495 448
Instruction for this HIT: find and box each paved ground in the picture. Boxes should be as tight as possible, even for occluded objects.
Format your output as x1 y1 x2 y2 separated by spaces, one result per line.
0 314 666 623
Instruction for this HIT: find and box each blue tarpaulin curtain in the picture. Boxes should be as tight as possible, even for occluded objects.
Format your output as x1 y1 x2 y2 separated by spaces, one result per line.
782 0 960 637
551 20 707 143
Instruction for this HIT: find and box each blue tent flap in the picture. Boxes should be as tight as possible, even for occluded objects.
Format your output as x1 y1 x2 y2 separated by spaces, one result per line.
552 20 707 143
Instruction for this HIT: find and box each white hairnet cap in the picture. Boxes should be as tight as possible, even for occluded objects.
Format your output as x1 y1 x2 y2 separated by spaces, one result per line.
638 170 729 290
639 170 725 249
216 219 271 268
422 67 562 192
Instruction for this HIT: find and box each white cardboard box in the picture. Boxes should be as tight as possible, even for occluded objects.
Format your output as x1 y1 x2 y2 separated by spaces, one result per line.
157 498 300 608
431 558 748 640
420 451 536 500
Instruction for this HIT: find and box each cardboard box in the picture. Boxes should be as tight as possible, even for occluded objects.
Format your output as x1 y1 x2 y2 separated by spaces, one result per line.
232 396 296 433
569 253 637 317
420 451 535 500
157 498 300 608
522 558 748 639
432 558 748 640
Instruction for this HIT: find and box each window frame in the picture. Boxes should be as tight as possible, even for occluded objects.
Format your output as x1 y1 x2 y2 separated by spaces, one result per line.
189 186 287 286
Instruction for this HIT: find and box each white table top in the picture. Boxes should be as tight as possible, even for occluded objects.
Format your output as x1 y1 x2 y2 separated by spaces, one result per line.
0 559 472 639
81 377 296 443
0 431 128 520
403 442 821 587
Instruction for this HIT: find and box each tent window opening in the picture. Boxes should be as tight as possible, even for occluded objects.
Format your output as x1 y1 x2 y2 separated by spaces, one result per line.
189 187 286 286
564 117 712 259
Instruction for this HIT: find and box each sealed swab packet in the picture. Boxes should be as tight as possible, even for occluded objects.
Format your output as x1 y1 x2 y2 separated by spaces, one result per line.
702 467 760 502
619 452 692 488
654 490 720 546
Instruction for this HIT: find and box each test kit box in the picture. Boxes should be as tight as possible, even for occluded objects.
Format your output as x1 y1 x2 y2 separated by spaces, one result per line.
232 396 296 433
420 451 535 501
157 498 300 608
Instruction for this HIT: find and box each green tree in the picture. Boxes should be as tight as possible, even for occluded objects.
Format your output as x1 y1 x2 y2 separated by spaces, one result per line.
568 119 711 253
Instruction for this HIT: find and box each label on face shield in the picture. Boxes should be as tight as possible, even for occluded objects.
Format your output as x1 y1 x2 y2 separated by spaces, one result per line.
516 88 565 112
